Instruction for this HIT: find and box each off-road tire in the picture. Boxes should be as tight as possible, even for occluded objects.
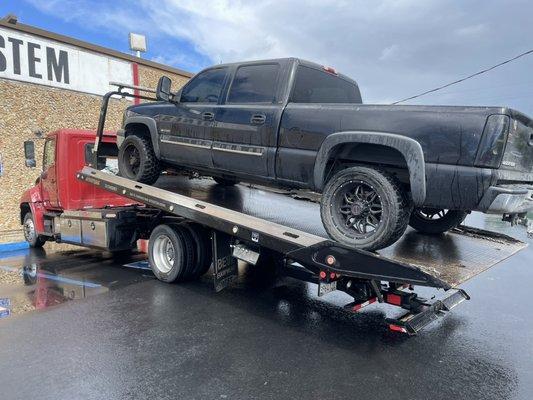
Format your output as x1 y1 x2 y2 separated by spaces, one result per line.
320 166 412 251
213 176 239 186
23 212 46 248
118 135 161 184
409 209 468 234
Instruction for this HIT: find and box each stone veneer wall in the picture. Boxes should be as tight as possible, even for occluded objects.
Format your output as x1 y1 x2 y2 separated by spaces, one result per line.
0 66 189 242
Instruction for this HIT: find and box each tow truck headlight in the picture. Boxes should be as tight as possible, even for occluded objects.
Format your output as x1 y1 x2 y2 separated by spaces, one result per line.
475 114 510 168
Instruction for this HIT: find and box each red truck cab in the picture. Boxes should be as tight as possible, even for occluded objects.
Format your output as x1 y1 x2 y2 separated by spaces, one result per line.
20 129 137 247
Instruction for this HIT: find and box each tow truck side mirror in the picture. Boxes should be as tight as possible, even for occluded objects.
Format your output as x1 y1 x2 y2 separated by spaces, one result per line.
156 76 172 102
24 140 36 168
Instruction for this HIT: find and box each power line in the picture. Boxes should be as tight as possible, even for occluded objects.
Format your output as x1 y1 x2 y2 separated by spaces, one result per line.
392 48 533 104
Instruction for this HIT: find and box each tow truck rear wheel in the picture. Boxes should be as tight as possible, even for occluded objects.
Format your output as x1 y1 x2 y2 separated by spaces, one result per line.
149 224 192 283
409 208 468 234
168 223 197 280
23 212 46 248
118 135 161 184
179 222 212 278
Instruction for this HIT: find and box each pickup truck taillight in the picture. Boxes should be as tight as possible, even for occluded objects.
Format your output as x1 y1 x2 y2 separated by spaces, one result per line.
475 114 510 168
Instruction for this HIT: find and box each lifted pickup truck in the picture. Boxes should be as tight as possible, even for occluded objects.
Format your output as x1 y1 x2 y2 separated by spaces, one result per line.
117 58 533 251
17 83 529 335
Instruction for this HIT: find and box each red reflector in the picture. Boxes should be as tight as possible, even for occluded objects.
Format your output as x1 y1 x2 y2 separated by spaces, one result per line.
137 239 149 253
329 272 336 279
387 293 402 306
319 271 326 279
389 324 407 333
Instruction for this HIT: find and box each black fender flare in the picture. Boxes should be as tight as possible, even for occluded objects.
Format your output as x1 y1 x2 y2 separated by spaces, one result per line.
313 131 426 206
123 116 161 158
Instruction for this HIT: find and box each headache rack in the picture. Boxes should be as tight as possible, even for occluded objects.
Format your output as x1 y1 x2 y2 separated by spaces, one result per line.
78 166 527 335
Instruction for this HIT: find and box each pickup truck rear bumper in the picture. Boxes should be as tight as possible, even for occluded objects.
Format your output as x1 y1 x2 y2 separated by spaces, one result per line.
479 184 533 214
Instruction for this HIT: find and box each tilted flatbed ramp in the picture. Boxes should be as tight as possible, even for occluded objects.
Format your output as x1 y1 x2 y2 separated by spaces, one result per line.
78 167 526 290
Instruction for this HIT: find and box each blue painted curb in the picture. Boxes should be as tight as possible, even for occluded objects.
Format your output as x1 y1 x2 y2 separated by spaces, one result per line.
0 241 29 253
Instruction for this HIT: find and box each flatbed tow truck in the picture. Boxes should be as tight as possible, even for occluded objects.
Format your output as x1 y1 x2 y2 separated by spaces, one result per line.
21 83 530 335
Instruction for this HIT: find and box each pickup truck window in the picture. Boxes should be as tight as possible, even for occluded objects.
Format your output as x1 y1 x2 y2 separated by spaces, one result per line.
43 138 56 169
227 64 279 103
291 65 362 103
181 68 227 103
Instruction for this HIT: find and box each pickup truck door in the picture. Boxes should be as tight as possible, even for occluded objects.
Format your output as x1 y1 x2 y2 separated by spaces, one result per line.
40 137 60 208
212 63 284 178
159 67 228 168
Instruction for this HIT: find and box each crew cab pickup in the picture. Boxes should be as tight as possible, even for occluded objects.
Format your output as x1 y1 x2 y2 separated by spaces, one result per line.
117 57 533 250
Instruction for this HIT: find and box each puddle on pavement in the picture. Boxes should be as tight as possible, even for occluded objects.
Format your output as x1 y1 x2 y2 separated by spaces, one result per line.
0 244 153 319
0 212 530 321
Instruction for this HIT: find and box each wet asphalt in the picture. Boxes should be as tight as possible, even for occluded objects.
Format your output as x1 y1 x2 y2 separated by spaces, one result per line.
0 211 532 399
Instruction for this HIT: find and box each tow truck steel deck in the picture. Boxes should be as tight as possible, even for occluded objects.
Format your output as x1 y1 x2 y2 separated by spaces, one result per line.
77 165 526 334
34 82 528 335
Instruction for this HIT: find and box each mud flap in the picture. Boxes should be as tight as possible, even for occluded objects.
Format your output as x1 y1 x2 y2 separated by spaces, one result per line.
212 231 238 292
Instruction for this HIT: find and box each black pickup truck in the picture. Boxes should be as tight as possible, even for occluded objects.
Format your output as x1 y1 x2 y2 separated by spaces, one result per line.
117 57 533 251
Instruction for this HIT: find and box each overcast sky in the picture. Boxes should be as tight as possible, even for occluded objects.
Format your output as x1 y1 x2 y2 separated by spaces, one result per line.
3 0 533 113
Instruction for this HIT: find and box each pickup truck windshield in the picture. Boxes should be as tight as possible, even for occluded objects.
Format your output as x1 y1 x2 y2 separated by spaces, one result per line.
291 65 362 104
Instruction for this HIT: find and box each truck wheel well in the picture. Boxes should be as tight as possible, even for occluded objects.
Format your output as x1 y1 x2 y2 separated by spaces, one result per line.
124 123 151 139
325 143 410 186
20 203 30 224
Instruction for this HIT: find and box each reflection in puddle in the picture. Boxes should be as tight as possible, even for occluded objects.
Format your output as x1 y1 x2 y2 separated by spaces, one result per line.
0 247 152 318
0 264 108 315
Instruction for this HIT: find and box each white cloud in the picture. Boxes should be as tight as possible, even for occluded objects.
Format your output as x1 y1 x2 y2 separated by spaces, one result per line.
454 23 487 37
379 45 401 61
23 0 533 111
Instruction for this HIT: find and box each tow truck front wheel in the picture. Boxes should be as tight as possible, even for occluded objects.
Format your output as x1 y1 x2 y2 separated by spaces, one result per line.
23 212 46 248
320 166 412 251
118 135 161 184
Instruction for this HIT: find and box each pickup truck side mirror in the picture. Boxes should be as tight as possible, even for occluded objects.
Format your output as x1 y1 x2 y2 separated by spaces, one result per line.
24 140 36 168
156 76 172 102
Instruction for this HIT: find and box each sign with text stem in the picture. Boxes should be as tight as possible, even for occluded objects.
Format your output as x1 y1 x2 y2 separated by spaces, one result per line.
0 26 133 96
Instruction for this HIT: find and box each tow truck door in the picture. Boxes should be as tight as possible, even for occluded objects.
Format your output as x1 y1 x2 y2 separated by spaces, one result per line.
40 136 60 208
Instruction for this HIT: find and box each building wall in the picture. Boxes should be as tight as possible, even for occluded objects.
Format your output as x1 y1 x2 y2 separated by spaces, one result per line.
138 65 189 91
0 25 191 242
